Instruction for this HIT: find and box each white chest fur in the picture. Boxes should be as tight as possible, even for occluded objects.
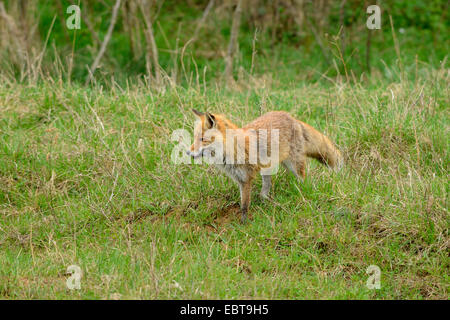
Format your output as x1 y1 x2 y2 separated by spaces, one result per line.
216 163 248 184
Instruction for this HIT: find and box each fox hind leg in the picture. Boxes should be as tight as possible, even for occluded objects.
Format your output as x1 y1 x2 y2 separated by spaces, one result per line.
260 174 272 199
282 158 306 180
297 159 306 180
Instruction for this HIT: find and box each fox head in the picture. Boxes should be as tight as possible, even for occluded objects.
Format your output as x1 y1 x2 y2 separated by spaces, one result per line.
186 109 221 159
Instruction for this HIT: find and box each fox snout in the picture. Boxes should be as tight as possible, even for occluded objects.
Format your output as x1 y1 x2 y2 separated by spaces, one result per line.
186 142 218 159
186 145 203 159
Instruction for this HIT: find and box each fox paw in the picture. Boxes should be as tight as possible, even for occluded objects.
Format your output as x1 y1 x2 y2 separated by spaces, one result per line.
260 193 271 201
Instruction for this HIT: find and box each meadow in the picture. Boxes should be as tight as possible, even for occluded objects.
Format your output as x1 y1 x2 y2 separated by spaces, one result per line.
0 0 448 299
0 64 448 298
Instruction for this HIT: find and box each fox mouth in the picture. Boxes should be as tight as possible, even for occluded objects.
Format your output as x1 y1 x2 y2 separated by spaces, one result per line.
186 146 217 159
186 149 203 159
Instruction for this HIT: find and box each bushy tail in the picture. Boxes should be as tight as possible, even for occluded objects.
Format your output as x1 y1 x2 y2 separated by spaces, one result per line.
301 122 343 170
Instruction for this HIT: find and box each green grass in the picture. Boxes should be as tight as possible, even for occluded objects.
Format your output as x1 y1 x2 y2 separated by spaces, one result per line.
0 67 448 299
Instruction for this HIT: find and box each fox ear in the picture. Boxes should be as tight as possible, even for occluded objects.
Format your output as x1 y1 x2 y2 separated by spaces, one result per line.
192 109 204 117
205 112 216 128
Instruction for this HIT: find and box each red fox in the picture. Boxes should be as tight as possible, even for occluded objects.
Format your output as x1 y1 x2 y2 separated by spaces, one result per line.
186 109 343 223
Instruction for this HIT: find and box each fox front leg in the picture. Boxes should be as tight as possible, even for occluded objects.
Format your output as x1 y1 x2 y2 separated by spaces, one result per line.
239 181 253 223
